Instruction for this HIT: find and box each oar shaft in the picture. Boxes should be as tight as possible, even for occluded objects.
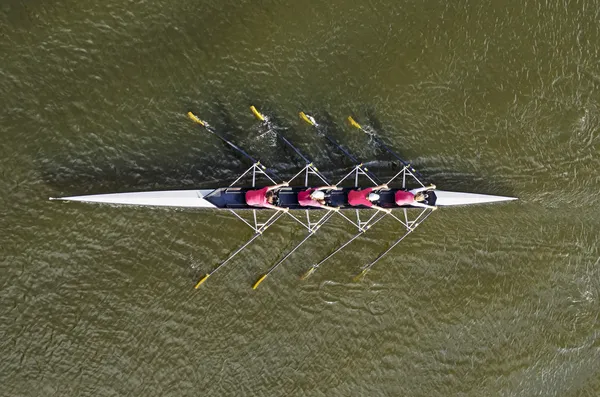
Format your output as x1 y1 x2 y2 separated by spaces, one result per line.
301 113 381 183
363 209 435 270
267 232 315 275
202 210 285 280
322 134 360 164
210 232 263 275
314 211 388 268
348 115 427 181
268 210 335 274
188 112 281 181
315 230 365 267
188 112 258 163
364 231 410 269
253 210 335 288
371 135 425 180
250 106 313 165
279 135 312 165
326 136 381 183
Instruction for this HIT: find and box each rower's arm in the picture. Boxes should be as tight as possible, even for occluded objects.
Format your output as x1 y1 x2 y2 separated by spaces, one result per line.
267 182 289 191
263 203 288 211
372 204 392 213
316 185 337 191
374 184 389 190
410 184 436 194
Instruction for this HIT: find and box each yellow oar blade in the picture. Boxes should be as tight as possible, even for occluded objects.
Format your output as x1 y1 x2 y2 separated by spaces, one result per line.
194 273 210 289
250 105 265 121
299 112 315 126
352 268 369 282
347 116 362 129
187 112 206 126
300 266 317 280
252 274 268 289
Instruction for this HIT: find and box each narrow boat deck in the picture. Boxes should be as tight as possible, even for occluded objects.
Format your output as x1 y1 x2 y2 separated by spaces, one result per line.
203 187 437 209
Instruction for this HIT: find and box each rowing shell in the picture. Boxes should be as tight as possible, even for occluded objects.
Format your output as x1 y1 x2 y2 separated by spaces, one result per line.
49 187 517 208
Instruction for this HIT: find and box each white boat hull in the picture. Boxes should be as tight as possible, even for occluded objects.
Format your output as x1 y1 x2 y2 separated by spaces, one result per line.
50 190 218 208
50 188 517 209
433 190 517 206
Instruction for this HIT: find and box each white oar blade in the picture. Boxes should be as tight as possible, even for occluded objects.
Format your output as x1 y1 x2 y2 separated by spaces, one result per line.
434 190 517 206
50 189 217 208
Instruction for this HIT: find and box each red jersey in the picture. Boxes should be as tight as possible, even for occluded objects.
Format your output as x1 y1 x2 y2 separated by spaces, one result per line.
395 190 415 206
245 187 270 207
347 187 373 207
298 188 322 207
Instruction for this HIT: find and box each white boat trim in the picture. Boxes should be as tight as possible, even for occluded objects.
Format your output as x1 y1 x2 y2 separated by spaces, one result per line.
50 189 217 208
50 188 517 209
433 190 517 206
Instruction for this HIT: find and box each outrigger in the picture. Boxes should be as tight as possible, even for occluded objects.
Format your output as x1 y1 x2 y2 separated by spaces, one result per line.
50 107 517 289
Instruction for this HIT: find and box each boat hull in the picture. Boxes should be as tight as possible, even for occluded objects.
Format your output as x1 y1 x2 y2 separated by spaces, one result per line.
433 190 517 206
50 188 516 209
50 190 218 208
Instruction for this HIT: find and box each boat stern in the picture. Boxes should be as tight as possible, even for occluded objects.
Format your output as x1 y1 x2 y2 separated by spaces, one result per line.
432 190 517 206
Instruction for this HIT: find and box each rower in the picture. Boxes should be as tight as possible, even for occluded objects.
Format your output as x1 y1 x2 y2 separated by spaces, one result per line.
395 184 437 209
347 184 391 213
297 186 339 210
245 182 290 211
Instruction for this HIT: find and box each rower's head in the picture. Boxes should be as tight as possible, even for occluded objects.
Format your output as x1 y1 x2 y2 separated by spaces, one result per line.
266 191 275 204
311 190 325 200
310 190 326 205
414 192 427 202
368 193 380 202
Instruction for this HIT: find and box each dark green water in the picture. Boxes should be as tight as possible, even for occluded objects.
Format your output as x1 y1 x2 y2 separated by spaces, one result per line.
2 1 599 396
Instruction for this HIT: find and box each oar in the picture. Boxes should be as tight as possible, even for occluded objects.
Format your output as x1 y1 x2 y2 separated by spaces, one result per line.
353 208 435 281
188 112 281 181
301 112 362 165
299 112 382 184
194 210 286 288
300 210 388 280
347 116 426 182
188 112 261 164
252 209 336 289
251 106 315 166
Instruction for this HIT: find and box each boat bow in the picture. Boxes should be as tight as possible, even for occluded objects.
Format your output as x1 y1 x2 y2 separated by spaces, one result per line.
433 190 517 206
49 189 217 208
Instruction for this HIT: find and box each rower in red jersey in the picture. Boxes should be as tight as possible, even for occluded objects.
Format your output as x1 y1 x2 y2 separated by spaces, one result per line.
297 186 339 210
245 182 290 211
347 184 391 213
394 184 437 209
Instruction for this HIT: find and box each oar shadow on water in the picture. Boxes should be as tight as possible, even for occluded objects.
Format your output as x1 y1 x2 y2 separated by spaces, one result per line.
308 111 417 183
358 110 517 196
39 150 239 196
209 99 286 170
240 100 352 180
360 109 431 174
38 106 280 195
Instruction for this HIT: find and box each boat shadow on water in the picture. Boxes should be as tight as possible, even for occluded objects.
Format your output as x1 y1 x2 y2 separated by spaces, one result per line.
362 110 517 197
